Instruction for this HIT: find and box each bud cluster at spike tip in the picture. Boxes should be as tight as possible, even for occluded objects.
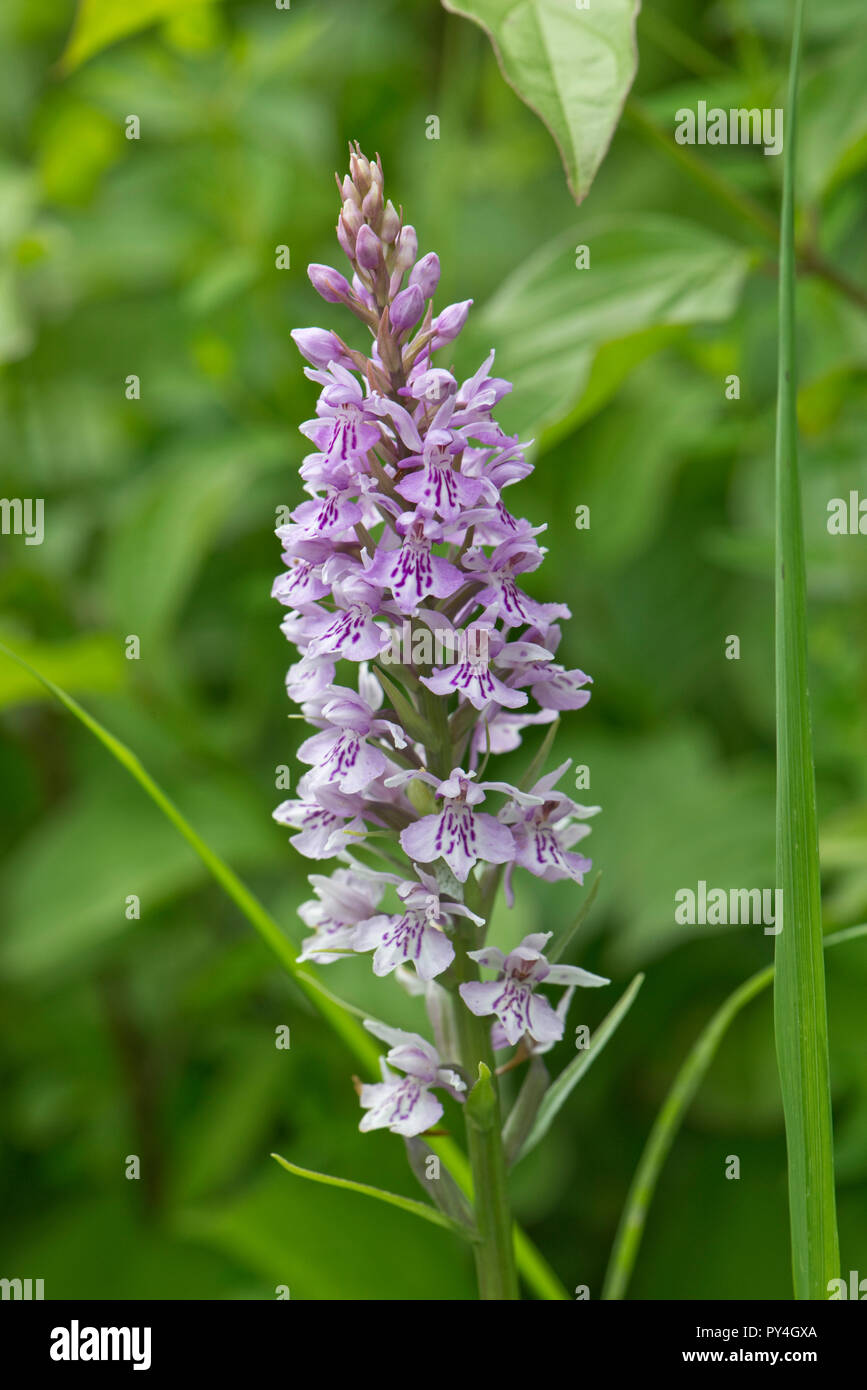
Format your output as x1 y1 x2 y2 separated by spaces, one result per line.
272 144 608 1136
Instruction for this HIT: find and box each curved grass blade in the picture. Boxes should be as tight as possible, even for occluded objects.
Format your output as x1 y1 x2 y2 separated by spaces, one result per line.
271 1155 479 1242
602 924 867 1301
0 640 569 1300
773 0 840 1299
516 973 644 1163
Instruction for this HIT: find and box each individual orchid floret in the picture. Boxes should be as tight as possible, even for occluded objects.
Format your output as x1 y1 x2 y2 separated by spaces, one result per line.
389 768 531 882
308 262 353 305
297 687 406 795
353 865 483 980
390 283 425 334
305 600 390 662
500 761 600 901
299 363 383 467
290 327 351 370
431 299 472 348
297 867 385 965
273 787 366 859
459 932 609 1047
409 251 440 299
491 986 576 1055
420 624 529 712
462 538 571 630
358 1020 465 1137
395 423 485 519
365 513 464 612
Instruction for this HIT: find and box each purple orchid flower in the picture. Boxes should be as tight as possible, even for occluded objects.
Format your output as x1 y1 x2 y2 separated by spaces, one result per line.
273 150 604 1186
459 932 609 1047
358 1020 465 1137
365 512 464 613
390 768 532 883
420 624 529 712
499 760 600 903
353 865 483 980
395 421 485 519
297 867 385 964
297 686 406 794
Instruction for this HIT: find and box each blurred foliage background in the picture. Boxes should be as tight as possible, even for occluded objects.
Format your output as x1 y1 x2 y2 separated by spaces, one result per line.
1 0 866 1300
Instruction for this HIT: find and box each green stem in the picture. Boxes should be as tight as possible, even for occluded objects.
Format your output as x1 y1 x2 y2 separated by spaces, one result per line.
452 935 519 1300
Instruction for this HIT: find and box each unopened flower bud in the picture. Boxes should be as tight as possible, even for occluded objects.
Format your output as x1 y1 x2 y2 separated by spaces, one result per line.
355 225 382 271
390 284 425 334
409 252 441 299
352 272 377 313
336 219 355 259
308 263 352 304
362 182 383 222
342 199 363 236
290 328 345 368
349 149 372 194
380 200 400 244
432 299 472 346
340 174 361 206
395 224 418 273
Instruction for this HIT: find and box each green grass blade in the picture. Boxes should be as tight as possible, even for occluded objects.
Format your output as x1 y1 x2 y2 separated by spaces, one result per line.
602 925 867 1301
0 640 570 1300
773 0 840 1299
271 1155 479 1241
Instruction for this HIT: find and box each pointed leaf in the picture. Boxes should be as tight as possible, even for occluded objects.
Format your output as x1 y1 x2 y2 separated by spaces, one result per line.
466 1061 498 1130
271 1154 479 1242
519 716 560 792
61 0 221 72
442 0 640 204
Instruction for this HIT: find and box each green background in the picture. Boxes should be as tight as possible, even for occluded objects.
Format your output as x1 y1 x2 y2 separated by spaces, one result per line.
1 0 866 1299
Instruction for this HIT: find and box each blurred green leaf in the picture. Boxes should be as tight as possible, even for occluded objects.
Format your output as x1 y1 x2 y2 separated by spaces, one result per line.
0 630 125 710
102 433 284 647
442 0 640 203
61 0 221 72
800 36 867 200
0 770 277 978
461 216 750 439
569 727 776 968
177 1165 477 1299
